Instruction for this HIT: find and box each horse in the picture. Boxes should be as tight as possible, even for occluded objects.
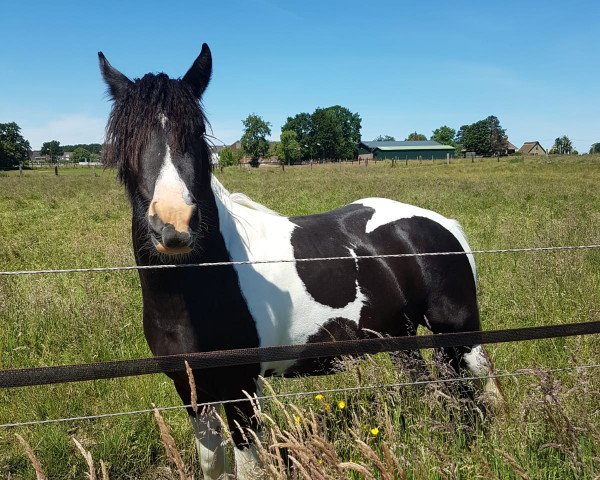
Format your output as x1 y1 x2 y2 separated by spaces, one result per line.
99 43 503 479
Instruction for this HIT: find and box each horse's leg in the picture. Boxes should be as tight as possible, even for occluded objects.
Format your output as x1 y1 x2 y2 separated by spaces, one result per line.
170 374 229 479
461 344 504 409
390 348 430 381
223 379 263 480
225 401 262 479
189 406 228 480
389 317 430 382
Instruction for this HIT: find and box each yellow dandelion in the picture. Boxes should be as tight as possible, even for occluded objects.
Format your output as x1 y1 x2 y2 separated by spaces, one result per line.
370 427 380 437
323 402 331 412
315 394 324 401
318 458 324 465
294 415 301 424
337 400 346 409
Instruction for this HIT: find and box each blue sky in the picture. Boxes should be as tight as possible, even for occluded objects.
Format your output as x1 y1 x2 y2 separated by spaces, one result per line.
2 0 599 152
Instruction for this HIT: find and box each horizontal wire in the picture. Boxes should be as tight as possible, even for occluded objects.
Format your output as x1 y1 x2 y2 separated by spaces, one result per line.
1 363 598 429
1 243 600 276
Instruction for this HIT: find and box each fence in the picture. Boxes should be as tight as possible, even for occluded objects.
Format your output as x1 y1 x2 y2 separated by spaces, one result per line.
1 244 600 428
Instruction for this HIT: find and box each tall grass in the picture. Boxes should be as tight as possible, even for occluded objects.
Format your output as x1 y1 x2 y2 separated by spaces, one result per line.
0 156 599 478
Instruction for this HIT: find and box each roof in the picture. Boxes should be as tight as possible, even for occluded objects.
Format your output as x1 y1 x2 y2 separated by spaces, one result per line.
375 145 455 151
362 140 442 149
519 141 545 154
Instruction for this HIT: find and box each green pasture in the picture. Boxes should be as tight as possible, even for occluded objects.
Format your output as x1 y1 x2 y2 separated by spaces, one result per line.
0 156 599 478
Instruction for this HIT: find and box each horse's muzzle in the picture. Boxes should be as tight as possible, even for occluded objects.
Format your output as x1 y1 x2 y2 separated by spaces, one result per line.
148 210 195 255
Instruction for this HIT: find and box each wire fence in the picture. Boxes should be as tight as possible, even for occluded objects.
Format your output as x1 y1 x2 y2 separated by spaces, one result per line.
2 363 599 430
0 243 599 276
1 321 599 388
1 241 599 429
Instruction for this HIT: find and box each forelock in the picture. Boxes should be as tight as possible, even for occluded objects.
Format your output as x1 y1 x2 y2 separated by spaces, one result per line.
102 73 210 186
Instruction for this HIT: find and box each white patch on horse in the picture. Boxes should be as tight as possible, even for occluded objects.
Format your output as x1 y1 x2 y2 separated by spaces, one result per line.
463 345 504 406
355 197 477 281
234 444 261 479
190 407 228 479
153 144 193 206
212 177 367 375
463 345 489 377
159 113 168 128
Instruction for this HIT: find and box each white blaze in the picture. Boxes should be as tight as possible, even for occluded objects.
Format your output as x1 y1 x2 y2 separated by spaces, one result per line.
153 144 193 207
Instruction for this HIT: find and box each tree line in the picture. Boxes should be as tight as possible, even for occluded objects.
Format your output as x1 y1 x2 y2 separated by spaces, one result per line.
219 105 361 168
2 116 599 171
0 123 104 169
375 118 591 157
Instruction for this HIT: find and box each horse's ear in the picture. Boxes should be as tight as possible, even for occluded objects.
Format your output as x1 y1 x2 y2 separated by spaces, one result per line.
182 43 212 98
98 52 133 100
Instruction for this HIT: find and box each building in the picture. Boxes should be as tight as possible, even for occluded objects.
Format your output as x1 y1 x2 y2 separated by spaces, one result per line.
519 141 546 156
358 140 455 161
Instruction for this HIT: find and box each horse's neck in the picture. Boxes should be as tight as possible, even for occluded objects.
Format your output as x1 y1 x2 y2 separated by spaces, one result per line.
210 176 277 263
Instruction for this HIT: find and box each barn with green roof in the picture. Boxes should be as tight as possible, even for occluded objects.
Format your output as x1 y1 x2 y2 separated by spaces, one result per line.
358 141 455 161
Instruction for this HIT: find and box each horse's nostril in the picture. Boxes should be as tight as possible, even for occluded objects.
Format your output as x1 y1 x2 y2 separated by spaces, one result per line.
149 214 164 236
161 224 192 249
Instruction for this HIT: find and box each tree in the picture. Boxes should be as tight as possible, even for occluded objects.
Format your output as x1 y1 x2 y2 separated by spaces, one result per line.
590 143 600 154
486 115 509 155
40 140 63 164
276 130 301 168
218 147 242 168
430 125 456 146
456 115 508 156
62 143 102 155
550 135 573 155
405 132 427 141
71 146 91 163
241 114 271 167
282 106 361 161
0 122 31 169
282 112 313 161
374 135 395 141
323 105 361 159
311 107 344 160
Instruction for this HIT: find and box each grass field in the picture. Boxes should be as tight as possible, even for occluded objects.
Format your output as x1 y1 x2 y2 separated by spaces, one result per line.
0 156 599 479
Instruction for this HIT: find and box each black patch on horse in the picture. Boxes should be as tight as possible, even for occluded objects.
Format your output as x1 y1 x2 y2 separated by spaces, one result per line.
283 317 364 376
290 204 374 308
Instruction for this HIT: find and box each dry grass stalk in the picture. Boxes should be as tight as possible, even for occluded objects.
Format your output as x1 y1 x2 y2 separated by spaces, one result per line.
382 442 407 480
100 460 109 480
14 434 47 480
269 428 286 477
499 451 531 480
258 377 294 426
350 432 392 480
184 360 198 414
152 405 189 480
338 461 377 480
72 437 97 480
311 435 339 465
287 454 315 480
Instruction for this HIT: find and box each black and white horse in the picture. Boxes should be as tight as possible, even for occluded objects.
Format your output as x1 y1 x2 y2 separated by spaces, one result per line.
99 44 502 479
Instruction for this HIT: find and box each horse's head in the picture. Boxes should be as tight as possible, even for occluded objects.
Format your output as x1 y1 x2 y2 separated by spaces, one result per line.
99 44 212 256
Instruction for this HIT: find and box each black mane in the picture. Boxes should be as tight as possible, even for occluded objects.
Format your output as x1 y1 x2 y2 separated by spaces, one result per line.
103 72 211 185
